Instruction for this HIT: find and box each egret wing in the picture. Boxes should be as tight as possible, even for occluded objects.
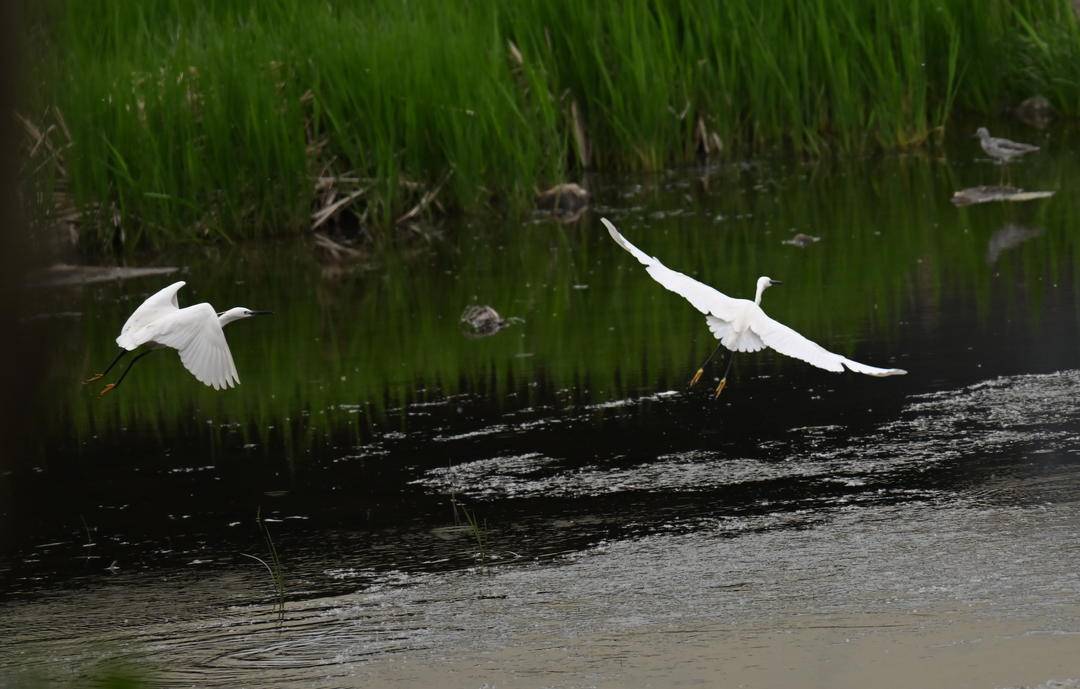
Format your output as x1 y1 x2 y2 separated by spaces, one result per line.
998 137 1039 153
117 281 186 350
152 304 240 390
749 311 906 376
602 218 740 322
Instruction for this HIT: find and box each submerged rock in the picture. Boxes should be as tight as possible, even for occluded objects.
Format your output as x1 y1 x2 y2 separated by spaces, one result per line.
313 232 363 262
460 305 519 338
951 186 1055 207
312 232 375 279
32 263 179 287
536 183 589 223
1012 95 1056 129
782 233 820 248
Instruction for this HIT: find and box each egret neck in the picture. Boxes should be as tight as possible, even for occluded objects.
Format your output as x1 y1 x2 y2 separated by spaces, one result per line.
753 277 780 305
216 308 273 327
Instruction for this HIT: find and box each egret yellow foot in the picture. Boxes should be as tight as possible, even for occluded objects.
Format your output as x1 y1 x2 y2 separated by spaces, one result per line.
689 368 705 388
82 373 103 385
713 378 727 398
99 383 117 397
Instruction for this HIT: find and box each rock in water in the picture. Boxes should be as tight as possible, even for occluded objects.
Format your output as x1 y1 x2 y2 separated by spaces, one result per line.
1013 95 1056 129
461 305 512 337
536 183 589 222
782 233 820 248
951 186 1055 207
32 264 180 287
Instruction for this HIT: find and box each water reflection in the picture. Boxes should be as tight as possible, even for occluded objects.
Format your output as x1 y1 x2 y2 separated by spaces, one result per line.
986 222 1044 265
27 149 1080 450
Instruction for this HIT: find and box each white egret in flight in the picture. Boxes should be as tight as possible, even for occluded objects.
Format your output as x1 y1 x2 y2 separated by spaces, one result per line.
83 281 271 396
602 218 906 397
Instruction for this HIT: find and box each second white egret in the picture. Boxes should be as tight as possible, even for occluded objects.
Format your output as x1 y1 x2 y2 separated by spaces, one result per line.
83 281 271 396
602 218 906 397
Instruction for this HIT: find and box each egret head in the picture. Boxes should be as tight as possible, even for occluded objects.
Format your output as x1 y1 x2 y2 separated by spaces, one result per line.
975 127 990 140
754 276 781 304
217 307 272 326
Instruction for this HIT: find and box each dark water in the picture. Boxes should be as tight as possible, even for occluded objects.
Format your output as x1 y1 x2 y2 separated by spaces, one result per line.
3 131 1080 687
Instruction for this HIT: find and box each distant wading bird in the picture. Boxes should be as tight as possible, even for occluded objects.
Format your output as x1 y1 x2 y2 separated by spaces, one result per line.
975 127 1039 165
602 218 906 397
83 281 271 396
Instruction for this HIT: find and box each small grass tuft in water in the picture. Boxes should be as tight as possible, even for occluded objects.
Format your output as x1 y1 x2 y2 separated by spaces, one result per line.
459 504 491 566
240 508 286 624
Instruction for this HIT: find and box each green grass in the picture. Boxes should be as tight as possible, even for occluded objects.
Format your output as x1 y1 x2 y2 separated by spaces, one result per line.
20 0 1080 251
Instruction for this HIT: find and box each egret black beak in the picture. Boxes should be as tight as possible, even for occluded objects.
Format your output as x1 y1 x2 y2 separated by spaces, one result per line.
249 310 273 316
769 279 783 286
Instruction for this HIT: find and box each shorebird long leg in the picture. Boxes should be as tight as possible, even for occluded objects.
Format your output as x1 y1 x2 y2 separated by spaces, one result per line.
99 350 154 397
83 349 127 385
713 350 736 398
690 341 726 387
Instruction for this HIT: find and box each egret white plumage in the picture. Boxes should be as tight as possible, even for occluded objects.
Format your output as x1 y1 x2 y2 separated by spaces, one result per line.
602 218 905 397
83 281 271 396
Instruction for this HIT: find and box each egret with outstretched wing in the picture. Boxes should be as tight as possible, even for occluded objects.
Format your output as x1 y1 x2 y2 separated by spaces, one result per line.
602 218 905 397
83 281 271 396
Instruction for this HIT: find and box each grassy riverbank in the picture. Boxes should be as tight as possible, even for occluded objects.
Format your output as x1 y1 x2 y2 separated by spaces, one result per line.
21 0 1080 251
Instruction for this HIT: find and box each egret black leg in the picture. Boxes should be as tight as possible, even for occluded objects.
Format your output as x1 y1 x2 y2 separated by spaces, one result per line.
99 350 153 397
713 350 736 399
83 349 127 385
689 341 726 387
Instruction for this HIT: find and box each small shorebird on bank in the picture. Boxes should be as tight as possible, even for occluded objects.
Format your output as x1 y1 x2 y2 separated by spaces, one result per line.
975 127 1039 184
975 127 1039 164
